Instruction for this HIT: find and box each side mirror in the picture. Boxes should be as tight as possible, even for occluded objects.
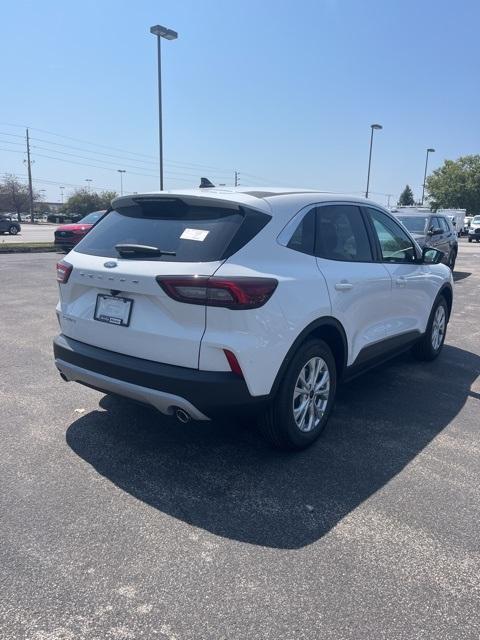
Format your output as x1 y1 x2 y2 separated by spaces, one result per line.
422 246 444 265
429 226 442 236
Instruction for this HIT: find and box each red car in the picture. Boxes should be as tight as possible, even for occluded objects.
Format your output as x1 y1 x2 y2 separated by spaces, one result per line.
54 210 106 251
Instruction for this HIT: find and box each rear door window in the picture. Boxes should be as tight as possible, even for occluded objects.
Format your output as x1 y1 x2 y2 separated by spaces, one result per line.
75 199 270 262
315 205 373 262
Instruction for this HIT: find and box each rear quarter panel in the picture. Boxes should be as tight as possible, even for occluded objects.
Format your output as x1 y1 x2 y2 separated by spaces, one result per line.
200 228 332 397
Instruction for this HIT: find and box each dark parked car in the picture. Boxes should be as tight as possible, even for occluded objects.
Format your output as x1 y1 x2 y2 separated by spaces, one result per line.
0 215 21 235
54 210 106 251
393 211 458 270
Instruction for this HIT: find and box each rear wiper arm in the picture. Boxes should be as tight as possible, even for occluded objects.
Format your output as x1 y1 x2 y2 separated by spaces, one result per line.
115 243 176 257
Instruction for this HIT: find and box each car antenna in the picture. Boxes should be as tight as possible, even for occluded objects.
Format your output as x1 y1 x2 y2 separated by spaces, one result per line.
199 177 215 188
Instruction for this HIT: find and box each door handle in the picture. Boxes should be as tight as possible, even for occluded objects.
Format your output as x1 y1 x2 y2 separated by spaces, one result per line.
335 281 353 291
396 277 406 288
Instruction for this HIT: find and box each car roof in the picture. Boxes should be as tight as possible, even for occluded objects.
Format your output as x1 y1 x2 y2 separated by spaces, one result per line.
112 187 378 214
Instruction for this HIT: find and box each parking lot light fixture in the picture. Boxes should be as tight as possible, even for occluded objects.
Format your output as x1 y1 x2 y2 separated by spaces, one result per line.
150 24 178 191
117 169 126 196
422 148 435 205
365 124 383 199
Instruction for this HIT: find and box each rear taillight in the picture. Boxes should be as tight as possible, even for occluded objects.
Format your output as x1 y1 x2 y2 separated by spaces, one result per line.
56 260 72 284
156 276 278 310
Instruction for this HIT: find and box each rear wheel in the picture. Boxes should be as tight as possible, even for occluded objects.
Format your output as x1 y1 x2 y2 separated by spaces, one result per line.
259 339 337 450
8 225 18 235
412 296 448 361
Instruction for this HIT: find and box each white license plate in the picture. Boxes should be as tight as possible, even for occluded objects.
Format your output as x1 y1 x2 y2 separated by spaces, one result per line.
94 294 133 327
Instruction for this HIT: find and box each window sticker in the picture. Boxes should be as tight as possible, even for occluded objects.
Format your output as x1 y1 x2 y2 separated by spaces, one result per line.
180 228 210 241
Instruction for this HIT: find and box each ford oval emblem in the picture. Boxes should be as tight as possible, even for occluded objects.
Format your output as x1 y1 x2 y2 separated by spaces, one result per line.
104 261 118 269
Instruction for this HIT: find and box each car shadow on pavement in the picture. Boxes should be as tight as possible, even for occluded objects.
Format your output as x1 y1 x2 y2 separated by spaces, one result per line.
66 345 479 549
453 271 471 282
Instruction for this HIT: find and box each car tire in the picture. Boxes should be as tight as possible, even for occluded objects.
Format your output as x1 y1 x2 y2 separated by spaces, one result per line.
448 249 457 271
8 225 19 235
411 296 448 362
468 238 472 243
258 339 337 450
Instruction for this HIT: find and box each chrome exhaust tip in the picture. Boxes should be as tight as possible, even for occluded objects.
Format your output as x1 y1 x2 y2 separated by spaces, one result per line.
175 408 191 424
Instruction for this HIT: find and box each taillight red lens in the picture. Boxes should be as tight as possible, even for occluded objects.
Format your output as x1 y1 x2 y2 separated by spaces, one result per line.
56 261 72 284
156 276 278 310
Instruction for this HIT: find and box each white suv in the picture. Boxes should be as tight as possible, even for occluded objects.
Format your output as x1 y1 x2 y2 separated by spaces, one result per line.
54 188 453 450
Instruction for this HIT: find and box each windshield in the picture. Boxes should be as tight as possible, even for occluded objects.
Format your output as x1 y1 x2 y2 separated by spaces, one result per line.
472 216 480 224
397 216 428 234
79 211 105 225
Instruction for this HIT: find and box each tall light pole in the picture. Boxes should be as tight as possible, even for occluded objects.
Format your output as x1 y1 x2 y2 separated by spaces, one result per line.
117 169 126 196
421 148 435 205
85 178 92 192
60 186 65 204
365 123 383 199
150 24 178 191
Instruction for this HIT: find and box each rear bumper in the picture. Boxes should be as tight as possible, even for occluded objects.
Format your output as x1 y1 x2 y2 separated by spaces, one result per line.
53 334 268 420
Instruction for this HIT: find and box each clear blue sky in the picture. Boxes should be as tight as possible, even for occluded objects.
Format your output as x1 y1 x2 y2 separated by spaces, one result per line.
1 0 479 205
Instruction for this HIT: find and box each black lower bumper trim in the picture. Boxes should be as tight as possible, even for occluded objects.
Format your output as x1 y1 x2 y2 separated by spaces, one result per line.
53 334 268 417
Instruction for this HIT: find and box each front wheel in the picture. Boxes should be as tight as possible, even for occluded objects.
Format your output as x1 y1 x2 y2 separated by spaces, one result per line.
259 339 337 450
8 225 18 235
412 296 448 361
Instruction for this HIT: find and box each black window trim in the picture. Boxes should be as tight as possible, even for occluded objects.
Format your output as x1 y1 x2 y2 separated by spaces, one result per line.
362 205 422 264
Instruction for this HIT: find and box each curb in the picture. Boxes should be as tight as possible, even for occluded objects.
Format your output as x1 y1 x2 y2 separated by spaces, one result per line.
0 245 59 254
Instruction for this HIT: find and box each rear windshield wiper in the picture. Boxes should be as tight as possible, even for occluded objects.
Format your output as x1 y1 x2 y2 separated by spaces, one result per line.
115 243 176 257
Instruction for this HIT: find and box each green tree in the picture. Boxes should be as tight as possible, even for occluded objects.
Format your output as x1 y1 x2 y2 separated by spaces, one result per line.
425 155 480 214
63 189 117 217
398 184 415 206
0 174 40 222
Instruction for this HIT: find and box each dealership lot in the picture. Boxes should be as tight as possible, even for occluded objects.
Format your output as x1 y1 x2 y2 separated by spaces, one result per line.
0 223 58 244
1 240 479 639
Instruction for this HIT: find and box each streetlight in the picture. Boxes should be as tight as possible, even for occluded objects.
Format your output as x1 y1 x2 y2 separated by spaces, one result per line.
85 178 93 192
117 169 126 196
365 123 383 199
421 148 435 205
150 24 178 191
60 186 65 204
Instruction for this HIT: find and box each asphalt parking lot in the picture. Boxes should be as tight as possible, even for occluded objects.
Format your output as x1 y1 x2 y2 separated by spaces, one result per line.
0 223 58 244
1 240 479 640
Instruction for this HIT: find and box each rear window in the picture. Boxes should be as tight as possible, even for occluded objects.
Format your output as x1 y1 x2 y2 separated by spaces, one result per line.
74 198 270 262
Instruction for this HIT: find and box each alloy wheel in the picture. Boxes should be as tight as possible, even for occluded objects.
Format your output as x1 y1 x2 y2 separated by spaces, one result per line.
292 357 330 432
431 305 446 351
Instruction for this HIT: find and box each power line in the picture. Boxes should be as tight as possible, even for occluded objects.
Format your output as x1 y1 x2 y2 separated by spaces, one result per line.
0 122 233 174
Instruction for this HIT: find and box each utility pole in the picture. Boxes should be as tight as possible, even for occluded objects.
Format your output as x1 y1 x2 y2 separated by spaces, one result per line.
386 194 393 208
26 128 35 223
234 170 239 187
